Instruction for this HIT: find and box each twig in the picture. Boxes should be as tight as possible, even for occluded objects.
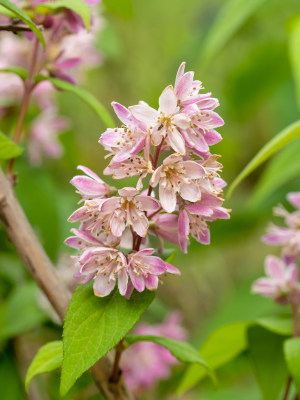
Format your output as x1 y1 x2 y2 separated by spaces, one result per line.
0 168 133 400
282 377 292 400
0 24 42 33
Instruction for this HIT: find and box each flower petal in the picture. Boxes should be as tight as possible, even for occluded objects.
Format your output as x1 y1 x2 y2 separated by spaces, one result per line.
93 275 116 297
159 184 176 213
159 85 178 115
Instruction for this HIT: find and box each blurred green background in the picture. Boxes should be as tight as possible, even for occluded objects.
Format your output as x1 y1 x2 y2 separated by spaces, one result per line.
1 0 300 398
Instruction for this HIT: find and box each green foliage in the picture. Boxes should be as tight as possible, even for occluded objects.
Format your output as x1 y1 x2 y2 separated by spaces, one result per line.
289 16 300 109
103 0 134 19
0 132 23 160
227 120 300 198
284 337 300 394
0 282 46 340
257 315 297 336
61 284 155 396
177 321 250 393
35 75 115 128
25 341 63 391
251 138 300 207
0 0 45 49
0 352 25 400
36 0 91 31
0 67 28 80
200 0 269 66
126 334 209 367
248 326 288 400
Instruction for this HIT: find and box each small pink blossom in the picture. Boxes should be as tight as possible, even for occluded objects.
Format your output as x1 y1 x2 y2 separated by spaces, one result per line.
100 187 160 237
70 165 110 200
130 86 190 155
121 312 187 396
150 153 205 213
77 247 128 297
127 248 180 294
252 255 300 304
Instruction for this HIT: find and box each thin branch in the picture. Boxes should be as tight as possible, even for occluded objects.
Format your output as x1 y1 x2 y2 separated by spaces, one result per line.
0 168 133 400
0 24 42 32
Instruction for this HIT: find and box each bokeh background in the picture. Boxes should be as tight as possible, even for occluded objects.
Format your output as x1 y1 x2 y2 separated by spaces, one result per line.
1 0 300 398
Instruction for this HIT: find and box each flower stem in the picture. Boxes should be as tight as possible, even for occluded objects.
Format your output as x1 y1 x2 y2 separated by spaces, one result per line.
7 37 40 178
110 340 124 383
282 303 300 400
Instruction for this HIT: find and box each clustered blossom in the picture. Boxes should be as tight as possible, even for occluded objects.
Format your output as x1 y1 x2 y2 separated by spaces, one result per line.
66 62 230 297
252 192 300 305
120 312 187 395
0 0 103 164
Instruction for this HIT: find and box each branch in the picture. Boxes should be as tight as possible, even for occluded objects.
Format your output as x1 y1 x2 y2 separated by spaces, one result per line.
0 168 133 400
0 24 42 33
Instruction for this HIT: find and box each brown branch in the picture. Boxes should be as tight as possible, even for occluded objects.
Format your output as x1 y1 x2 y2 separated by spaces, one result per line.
0 24 42 33
0 168 133 400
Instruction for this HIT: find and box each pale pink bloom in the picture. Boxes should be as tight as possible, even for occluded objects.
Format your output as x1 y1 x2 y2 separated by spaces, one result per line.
65 228 104 250
126 248 180 294
174 62 203 106
70 165 109 200
100 187 160 237
252 255 300 304
150 153 205 213
121 312 187 396
149 214 179 252
28 107 68 164
262 192 300 263
130 85 190 155
178 193 230 253
77 247 128 297
104 155 153 190
100 102 146 163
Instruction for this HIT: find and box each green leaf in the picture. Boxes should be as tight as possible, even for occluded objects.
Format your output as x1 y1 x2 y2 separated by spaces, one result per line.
25 341 63 391
250 138 300 208
284 337 300 393
35 75 115 128
0 283 46 340
200 0 269 66
289 16 300 109
60 285 155 396
103 0 134 19
0 67 28 80
36 0 91 31
0 132 23 160
227 120 300 198
248 326 288 400
177 321 250 394
257 315 295 336
126 334 209 368
0 0 45 49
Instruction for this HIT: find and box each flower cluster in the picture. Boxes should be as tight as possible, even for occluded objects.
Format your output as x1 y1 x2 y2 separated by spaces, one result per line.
66 63 230 298
0 0 103 164
252 192 300 304
120 312 187 396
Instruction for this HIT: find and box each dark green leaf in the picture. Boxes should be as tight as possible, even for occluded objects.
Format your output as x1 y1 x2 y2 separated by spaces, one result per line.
0 283 47 340
177 321 250 393
227 120 300 198
103 0 133 19
126 334 209 367
0 67 28 80
257 315 295 336
0 132 23 160
36 0 91 31
284 337 300 394
25 341 63 391
35 75 115 128
248 326 288 400
61 285 155 396
0 0 45 49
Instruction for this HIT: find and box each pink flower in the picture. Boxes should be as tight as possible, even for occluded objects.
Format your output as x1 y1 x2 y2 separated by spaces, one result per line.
120 312 187 396
65 227 104 250
252 255 300 304
149 214 179 252
178 193 230 253
127 248 180 294
262 192 300 263
150 153 205 213
130 86 190 155
100 102 146 163
100 187 160 237
70 165 110 200
77 247 128 297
